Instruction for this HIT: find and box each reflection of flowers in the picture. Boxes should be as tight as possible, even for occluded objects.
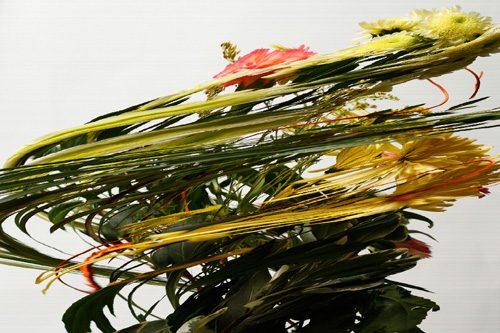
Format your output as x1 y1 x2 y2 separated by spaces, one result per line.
214 45 316 88
394 237 432 258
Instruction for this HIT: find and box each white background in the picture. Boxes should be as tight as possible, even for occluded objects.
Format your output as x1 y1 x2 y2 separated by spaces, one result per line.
1 0 499 331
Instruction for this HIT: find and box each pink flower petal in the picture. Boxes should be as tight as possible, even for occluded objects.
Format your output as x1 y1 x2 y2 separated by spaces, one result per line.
213 45 316 88
394 237 432 258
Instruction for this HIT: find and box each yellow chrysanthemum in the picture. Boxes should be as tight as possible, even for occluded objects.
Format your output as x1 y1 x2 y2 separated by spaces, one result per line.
328 133 491 186
271 134 499 212
389 157 500 211
410 5 493 46
381 134 492 181
357 17 416 39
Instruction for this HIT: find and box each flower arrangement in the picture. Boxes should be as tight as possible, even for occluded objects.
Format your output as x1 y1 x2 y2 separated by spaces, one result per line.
1 5 500 332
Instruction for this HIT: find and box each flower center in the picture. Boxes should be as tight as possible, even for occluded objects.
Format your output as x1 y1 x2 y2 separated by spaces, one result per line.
428 12 486 41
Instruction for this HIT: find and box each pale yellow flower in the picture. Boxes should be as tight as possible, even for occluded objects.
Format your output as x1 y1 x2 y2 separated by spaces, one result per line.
410 5 493 46
357 17 416 39
356 6 496 52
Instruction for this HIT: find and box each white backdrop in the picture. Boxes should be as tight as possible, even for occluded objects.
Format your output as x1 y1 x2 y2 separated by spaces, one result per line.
1 0 499 331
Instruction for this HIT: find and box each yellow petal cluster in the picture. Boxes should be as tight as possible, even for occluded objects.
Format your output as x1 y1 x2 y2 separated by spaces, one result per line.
357 5 494 47
272 134 500 212
357 17 417 39
410 6 493 46
381 134 492 180
389 157 499 211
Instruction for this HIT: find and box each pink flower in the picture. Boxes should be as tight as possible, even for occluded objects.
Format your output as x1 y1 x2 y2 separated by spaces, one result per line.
381 152 402 158
394 237 432 258
214 45 317 88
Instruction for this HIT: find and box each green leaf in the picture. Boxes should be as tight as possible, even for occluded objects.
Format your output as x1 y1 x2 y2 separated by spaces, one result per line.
408 229 437 242
47 200 84 224
114 319 172 333
152 238 216 267
101 205 147 240
219 269 272 328
0 227 66 269
311 221 350 240
447 96 489 110
176 316 205 333
384 225 409 242
178 308 226 333
62 284 126 333
293 57 361 83
357 285 440 333
166 282 234 332
347 211 403 243
403 211 435 228
238 176 265 210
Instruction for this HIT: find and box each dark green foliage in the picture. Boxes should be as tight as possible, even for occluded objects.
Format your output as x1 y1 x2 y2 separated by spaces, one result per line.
357 285 440 333
62 284 126 333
